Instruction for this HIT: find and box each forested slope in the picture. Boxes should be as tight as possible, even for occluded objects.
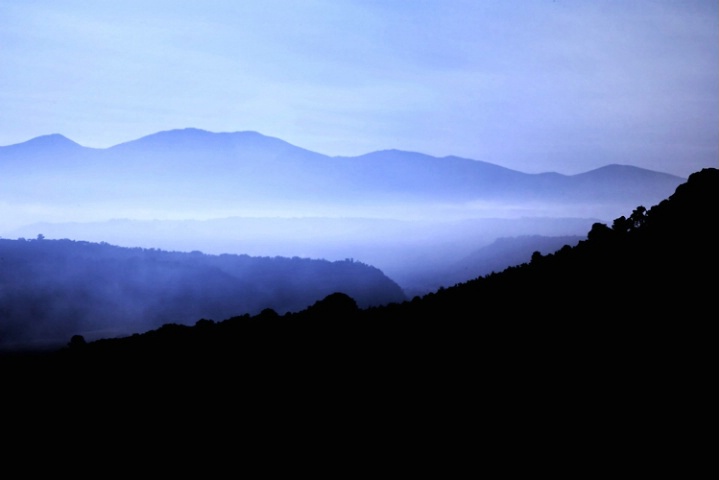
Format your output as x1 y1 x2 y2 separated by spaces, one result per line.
3 169 715 474
0 240 405 351
11 168 714 368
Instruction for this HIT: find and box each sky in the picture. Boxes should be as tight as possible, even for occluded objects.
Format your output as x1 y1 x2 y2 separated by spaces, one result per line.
0 0 716 178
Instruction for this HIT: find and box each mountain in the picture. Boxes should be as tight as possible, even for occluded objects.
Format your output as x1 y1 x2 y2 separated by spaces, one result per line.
4 133 85 152
0 239 405 352
0 128 685 220
0 128 687 295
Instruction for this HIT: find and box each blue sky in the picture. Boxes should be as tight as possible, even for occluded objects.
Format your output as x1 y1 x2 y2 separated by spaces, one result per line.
1 0 716 177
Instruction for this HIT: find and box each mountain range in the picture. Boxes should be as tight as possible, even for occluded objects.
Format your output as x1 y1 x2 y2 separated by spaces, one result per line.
1 138 714 467
0 128 687 294
0 127 684 220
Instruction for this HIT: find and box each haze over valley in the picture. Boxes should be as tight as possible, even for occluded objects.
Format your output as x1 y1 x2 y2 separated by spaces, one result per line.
0 128 685 298
1 5 715 467
1 1 715 357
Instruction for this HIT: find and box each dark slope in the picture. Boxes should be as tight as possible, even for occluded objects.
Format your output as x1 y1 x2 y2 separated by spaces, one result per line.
3 169 714 472
10 167 714 363
428 234 586 290
0 239 405 352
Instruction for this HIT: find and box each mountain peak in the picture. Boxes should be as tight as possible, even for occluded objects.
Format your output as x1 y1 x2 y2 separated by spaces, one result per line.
0 134 85 154
108 128 297 152
577 164 685 181
19 133 80 148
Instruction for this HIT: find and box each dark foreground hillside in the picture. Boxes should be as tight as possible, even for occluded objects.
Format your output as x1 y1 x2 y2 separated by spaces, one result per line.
2 168 716 471
0 240 405 351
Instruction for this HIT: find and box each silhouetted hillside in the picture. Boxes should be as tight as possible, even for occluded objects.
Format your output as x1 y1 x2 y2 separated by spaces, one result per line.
416 234 586 292
3 169 714 468
8 168 713 365
0 239 405 351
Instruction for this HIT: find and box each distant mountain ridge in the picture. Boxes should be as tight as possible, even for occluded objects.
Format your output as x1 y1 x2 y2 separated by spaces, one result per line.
0 128 685 219
0 128 689 297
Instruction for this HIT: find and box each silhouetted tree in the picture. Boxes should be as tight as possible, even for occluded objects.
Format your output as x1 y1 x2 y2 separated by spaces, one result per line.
612 216 631 234
629 206 647 229
587 222 613 242
531 251 543 264
68 334 86 348
257 308 279 320
305 292 359 320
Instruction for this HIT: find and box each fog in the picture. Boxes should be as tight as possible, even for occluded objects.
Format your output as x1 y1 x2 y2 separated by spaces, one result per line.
0 130 689 351
0 237 406 351
5 213 600 297
0 131 681 296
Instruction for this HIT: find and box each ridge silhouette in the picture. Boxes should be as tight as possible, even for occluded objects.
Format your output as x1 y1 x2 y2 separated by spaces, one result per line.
5 168 714 368
3 168 714 473
0 242 405 352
